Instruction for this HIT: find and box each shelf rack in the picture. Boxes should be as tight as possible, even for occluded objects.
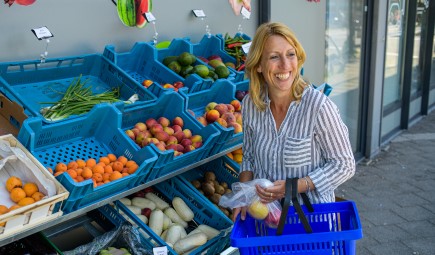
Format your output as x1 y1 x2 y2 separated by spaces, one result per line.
0 144 241 247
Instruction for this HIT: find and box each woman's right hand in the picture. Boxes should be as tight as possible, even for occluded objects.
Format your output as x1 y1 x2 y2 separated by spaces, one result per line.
232 206 248 222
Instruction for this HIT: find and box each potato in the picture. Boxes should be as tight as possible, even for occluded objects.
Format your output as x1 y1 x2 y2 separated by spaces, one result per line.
209 193 221 205
220 182 228 189
224 188 232 194
191 179 201 189
214 184 225 195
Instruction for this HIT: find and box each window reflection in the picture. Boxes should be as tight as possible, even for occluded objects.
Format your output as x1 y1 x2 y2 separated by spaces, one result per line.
325 0 364 152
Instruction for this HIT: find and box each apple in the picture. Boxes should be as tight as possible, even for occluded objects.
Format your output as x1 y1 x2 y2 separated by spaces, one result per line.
173 81 184 89
215 118 228 128
182 129 192 139
163 126 175 136
142 208 152 218
158 117 170 127
150 124 164 135
134 122 147 131
180 138 192 147
190 134 202 143
205 102 218 112
214 104 228 116
166 135 178 145
145 118 158 129
196 116 208 126
172 117 184 128
230 99 242 112
174 130 185 143
206 109 220 123
248 200 269 220
125 130 135 140
172 124 182 133
208 55 223 62
154 131 169 142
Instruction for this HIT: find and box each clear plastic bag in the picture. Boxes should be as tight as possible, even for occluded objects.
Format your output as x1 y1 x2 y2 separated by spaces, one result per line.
219 179 282 228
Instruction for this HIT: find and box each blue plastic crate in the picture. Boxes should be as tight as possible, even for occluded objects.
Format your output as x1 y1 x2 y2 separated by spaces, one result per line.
192 34 246 82
103 41 203 97
117 91 221 182
231 201 363 255
0 54 156 123
155 177 233 255
17 104 158 214
181 79 243 155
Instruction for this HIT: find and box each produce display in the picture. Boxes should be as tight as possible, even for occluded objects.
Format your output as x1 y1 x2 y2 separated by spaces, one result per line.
0 176 46 221
190 100 242 135
223 34 251 71
51 154 139 188
40 75 120 121
227 147 243 164
142 79 185 92
118 186 222 254
162 52 230 81
99 247 131 255
125 116 203 157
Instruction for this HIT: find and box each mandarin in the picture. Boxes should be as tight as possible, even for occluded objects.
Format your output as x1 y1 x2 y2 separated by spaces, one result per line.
18 197 35 206
109 171 123 181
112 161 124 172
67 161 78 170
32 192 45 202
127 163 138 174
23 182 39 197
86 158 97 168
10 187 26 203
107 153 117 162
0 205 9 215
6 176 22 192
76 159 86 168
99 156 110 165
93 173 103 182
117 155 128 166
9 205 21 211
81 167 93 179
92 164 105 175
67 169 78 179
104 165 113 174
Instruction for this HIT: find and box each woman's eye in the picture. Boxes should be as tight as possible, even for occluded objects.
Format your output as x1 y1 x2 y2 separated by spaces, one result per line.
270 55 278 60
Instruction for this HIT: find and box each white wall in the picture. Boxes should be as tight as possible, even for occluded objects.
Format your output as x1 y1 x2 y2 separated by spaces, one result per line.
270 0 326 85
0 0 258 62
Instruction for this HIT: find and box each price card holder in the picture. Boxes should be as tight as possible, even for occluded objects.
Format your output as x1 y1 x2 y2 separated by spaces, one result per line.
31 26 54 40
144 12 159 44
192 9 211 38
241 41 251 54
31 26 54 64
238 6 251 35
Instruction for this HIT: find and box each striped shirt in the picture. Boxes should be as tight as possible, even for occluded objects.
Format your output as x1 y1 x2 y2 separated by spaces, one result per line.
241 86 355 204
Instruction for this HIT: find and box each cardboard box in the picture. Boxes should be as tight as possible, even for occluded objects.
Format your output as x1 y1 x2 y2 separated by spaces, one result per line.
0 92 28 136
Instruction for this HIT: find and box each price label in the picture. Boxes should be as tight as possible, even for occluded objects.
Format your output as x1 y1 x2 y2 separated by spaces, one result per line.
240 6 251 19
145 12 156 22
31 26 54 40
192 9 206 18
153 246 168 255
241 41 251 54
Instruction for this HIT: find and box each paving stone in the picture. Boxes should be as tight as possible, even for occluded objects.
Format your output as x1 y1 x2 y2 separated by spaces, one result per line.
366 241 415 255
403 237 435 255
397 220 435 238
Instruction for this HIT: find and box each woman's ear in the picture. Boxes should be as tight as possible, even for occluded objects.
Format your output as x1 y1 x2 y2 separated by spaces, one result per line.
257 65 262 73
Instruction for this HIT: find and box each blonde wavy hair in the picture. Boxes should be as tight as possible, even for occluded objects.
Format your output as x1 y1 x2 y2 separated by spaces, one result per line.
245 22 308 111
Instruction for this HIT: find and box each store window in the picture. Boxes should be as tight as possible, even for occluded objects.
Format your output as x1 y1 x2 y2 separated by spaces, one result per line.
381 0 406 137
410 0 427 97
325 0 364 153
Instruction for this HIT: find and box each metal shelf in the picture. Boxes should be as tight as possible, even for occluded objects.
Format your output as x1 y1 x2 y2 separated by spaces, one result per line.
0 144 241 247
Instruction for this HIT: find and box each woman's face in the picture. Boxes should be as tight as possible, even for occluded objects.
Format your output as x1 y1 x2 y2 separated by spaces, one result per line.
257 35 298 95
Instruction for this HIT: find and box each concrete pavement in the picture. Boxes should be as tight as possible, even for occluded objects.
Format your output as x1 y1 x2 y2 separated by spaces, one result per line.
336 110 435 255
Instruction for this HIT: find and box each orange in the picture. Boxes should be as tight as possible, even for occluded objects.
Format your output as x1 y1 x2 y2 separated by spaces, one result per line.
6 176 22 192
18 197 35 206
76 175 84 182
99 156 110 166
103 172 111 182
109 171 123 181
75 168 83 176
125 160 136 167
92 179 97 188
47 167 53 174
10 187 26 203
117 156 128 166
122 172 129 177
55 162 67 172
32 192 45 202
86 158 97 168
107 153 117 162
233 148 243 154
92 164 105 175
76 159 86 168
226 153 234 160
0 205 9 215
81 167 93 179
23 182 39 197
67 169 78 179
9 205 21 211
127 163 138 174
104 165 113 174
92 173 103 182
67 161 78 170
112 161 124 172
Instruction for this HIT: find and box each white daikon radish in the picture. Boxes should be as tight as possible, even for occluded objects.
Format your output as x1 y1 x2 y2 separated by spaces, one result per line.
164 207 188 228
162 213 172 230
149 209 164 236
121 205 141 215
197 224 220 240
186 228 203 237
145 193 170 210
118 197 132 206
173 232 208 254
165 225 185 246
132 197 156 210
135 214 148 225
172 197 194 222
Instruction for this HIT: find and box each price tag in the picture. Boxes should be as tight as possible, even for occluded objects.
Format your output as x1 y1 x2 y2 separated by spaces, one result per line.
192 9 206 18
241 41 251 54
153 246 168 255
31 26 54 40
145 12 156 22
240 6 251 19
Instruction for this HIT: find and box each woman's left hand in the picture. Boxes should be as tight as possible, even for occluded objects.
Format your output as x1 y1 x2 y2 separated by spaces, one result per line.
256 180 286 203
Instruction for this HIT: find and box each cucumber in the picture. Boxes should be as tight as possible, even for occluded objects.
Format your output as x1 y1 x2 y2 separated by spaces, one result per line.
117 0 136 27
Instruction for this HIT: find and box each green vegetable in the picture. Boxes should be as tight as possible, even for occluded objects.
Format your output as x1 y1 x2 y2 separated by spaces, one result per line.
40 74 120 121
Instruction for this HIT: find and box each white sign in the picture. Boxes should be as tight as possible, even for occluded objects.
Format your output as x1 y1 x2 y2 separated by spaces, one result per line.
241 41 252 54
192 9 206 18
31 26 53 40
153 246 168 255
240 6 251 19
145 12 156 22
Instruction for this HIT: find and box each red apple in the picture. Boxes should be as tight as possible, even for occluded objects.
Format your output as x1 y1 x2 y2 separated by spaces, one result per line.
145 118 158 129
134 122 147 131
142 208 152 218
158 117 170 127
172 117 184 128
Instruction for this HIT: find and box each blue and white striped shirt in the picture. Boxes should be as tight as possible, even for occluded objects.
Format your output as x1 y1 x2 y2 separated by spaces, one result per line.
241 86 355 204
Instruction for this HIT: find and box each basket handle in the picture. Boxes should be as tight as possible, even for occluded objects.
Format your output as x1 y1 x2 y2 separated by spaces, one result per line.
276 177 314 235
